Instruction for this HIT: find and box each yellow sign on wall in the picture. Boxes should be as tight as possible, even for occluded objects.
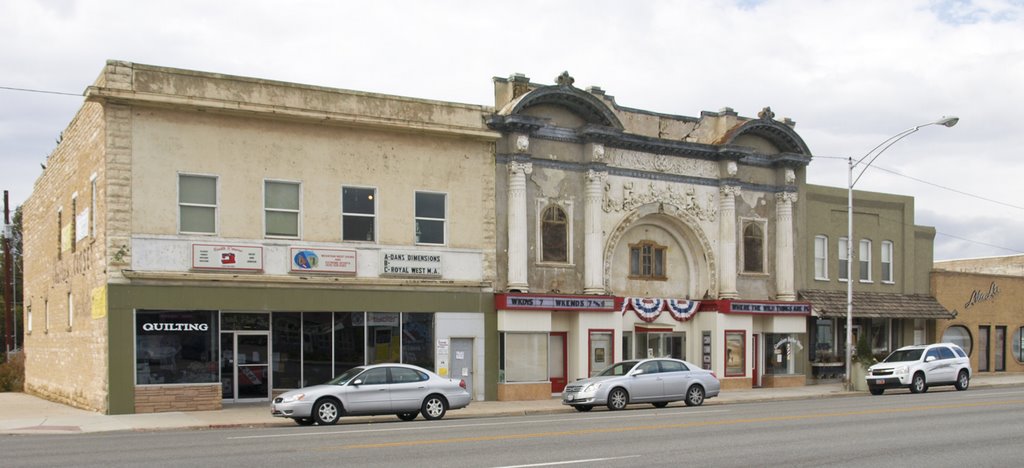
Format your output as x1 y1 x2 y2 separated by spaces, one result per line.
91 286 107 319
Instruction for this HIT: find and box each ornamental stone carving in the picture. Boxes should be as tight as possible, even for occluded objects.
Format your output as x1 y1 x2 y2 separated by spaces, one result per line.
592 143 605 162
509 161 533 176
603 181 717 222
784 168 796 185
775 191 798 204
726 161 738 177
608 150 719 179
719 185 742 198
515 134 530 153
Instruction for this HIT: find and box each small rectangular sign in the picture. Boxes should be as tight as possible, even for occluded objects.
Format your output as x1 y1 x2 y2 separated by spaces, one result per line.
290 247 357 274
380 250 442 277
192 244 263 271
497 294 617 311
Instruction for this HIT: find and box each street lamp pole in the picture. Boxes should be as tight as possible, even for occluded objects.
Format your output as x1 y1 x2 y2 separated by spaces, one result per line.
844 116 958 390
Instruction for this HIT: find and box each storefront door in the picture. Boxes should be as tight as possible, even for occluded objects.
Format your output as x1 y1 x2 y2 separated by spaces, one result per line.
221 332 271 401
589 331 613 377
753 334 761 388
549 332 567 393
450 338 474 398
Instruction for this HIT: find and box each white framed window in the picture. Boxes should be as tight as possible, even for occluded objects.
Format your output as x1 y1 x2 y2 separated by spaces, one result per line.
70 194 77 253
629 241 668 280
414 191 446 245
265 180 301 238
740 218 767 274
838 237 849 282
178 174 218 234
814 235 829 280
859 239 872 283
535 199 574 264
342 186 376 242
881 240 894 283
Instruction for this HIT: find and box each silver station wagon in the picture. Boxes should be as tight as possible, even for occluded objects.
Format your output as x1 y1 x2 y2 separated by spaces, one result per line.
272 363 471 425
562 358 720 411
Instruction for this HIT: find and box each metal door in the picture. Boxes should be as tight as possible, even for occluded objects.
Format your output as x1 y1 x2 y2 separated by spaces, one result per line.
589 331 612 376
221 332 271 401
450 338 474 398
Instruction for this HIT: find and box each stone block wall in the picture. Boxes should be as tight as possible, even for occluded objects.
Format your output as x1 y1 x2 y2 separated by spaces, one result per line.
134 384 222 413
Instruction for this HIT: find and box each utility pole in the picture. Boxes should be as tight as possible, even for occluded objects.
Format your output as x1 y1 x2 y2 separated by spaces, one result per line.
3 190 12 359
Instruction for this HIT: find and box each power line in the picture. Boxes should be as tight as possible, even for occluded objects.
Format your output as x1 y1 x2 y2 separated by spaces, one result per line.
811 155 1024 211
0 85 81 97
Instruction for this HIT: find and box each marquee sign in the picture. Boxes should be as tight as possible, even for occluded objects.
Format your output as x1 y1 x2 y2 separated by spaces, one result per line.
496 294 617 311
723 300 811 315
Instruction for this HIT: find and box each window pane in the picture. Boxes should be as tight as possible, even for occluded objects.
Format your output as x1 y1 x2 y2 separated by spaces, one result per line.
541 206 567 262
179 175 216 205
726 331 745 377
654 249 664 277
505 333 548 382
343 187 375 215
941 325 973 355
630 248 640 276
266 211 299 237
334 312 365 374
265 181 299 210
272 313 301 389
416 219 444 244
303 312 334 386
744 224 763 272
415 192 445 218
343 216 375 241
367 312 400 364
180 206 215 233
135 310 218 385
402 313 434 370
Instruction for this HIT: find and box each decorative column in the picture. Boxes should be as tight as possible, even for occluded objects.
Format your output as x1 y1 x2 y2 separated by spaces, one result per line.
584 169 607 294
718 185 741 299
507 161 532 291
775 192 798 301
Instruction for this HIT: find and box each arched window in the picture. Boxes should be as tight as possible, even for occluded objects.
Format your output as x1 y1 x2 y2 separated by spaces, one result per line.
541 205 568 262
743 222 764 273
941 325 973 356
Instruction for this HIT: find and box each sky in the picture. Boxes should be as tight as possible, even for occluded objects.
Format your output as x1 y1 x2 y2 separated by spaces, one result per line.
1 0 1022 260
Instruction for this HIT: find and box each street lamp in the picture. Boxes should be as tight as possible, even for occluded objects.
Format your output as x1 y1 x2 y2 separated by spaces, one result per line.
844 116 958 390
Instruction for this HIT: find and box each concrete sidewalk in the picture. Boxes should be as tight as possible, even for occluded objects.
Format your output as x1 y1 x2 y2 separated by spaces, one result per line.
2 373 1021 435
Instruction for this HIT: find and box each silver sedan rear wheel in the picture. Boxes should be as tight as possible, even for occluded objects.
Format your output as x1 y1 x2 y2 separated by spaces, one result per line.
421 395 448 420
685 385 705 407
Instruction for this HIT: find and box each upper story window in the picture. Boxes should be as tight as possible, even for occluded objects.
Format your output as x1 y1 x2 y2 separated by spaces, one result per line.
742 221 765 273
814 235 829 280
541 204 568 263
342 186 376 242
265 180 300 238
415 191 446 245
881 240 894 283
838 237 849 281
178 174 218 234
859 239 872 282
629 241 666 280
89 173 97 238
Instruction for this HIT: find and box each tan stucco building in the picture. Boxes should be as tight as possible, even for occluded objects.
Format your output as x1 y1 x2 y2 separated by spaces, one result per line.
22 61 499 413
933 256 1024 373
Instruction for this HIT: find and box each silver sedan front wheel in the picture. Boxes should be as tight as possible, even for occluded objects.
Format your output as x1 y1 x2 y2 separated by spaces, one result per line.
313 399 341 425
606 388 628 411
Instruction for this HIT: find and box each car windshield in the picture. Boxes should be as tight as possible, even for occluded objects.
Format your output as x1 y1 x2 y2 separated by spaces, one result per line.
325 366 366 385
883 349 924 363
597 360 640 377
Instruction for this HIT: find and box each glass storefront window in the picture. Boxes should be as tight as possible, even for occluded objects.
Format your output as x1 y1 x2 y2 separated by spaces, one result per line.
334 312 365 375
814 319 834 359
303 312 333 386
765 333 807 375
367 312 401 364
136 310 218 385
222 312 269 331
637 332 686 359
941 325 973 356
1012 327 1023 364
401 313 434 370
272 313 301 389
501 333 548 382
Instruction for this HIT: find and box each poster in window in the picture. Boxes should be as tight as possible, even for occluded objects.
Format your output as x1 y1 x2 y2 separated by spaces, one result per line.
726 331 745 377
594 347 606 364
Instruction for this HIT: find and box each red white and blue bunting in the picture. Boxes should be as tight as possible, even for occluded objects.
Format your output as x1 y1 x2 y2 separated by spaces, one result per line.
621 297 701 323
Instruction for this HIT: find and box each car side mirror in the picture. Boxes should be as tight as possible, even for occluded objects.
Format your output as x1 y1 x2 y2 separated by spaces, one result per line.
632 369 645 376
925 356 936 363
352 379 363 386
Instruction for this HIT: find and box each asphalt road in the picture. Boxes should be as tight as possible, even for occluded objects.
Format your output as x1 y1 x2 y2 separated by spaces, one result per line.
2 386 1023 467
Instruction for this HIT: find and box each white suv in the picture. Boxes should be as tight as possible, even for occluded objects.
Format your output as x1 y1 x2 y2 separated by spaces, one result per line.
866 343 972 395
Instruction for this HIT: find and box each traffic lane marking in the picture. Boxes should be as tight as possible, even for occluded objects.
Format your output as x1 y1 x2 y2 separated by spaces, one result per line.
493 455 641 468
228 408 730 440
323 398 1024 451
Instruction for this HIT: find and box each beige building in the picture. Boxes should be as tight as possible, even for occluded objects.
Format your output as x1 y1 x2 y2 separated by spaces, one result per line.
933 255 1024 373
22 61 499 413
486 72 814 397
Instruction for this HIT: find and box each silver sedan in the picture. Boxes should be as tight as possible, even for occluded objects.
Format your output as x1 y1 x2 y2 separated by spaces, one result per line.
562 358 720 411
271 363 471 425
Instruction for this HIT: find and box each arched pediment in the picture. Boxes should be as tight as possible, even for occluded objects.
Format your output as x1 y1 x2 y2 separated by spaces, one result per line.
506 83 624 131
722 109 811 155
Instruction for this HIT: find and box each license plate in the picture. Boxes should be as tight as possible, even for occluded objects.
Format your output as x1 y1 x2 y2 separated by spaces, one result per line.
876 379 885 385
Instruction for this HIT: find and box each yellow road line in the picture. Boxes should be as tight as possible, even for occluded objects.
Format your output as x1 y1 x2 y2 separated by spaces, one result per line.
323 399 1024 451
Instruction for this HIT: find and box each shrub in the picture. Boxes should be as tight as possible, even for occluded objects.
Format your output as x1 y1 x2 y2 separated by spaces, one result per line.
0 352 25 392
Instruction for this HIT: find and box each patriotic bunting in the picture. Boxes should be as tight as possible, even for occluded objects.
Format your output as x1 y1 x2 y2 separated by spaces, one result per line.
621 297 701 322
